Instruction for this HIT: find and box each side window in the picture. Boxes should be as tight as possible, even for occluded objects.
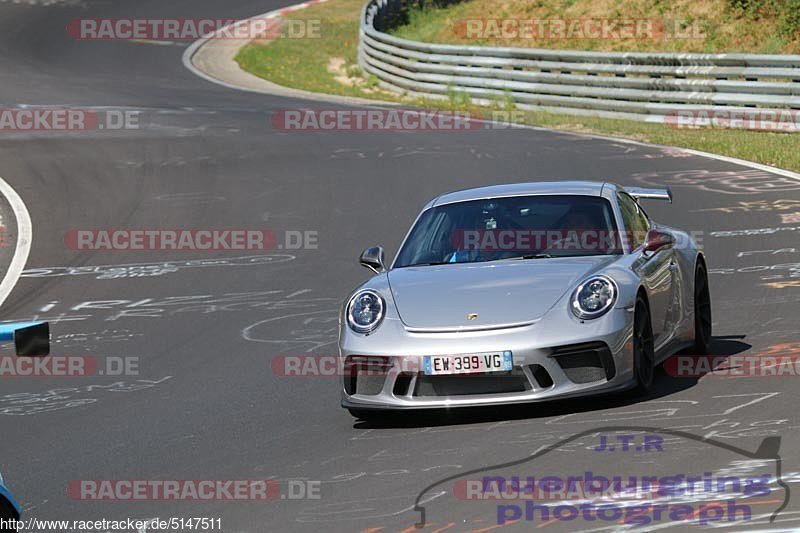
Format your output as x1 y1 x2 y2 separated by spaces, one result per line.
425 211 450 259
634 201 650 234
617 193 649 249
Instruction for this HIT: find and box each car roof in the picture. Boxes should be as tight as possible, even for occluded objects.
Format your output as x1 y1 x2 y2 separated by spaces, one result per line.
430 181 612 207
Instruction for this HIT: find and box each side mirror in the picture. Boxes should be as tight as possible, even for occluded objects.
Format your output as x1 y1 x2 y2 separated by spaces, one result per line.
359 246 386 274
0 321 50 356
643 229 675 254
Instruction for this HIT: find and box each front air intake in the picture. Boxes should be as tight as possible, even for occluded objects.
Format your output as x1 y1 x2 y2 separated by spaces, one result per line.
528 364 554 388
413 369 530 396
344 356 391 395
551 342 615 384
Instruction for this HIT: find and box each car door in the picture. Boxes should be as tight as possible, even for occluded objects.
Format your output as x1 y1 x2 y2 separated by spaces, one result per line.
618 192 674 344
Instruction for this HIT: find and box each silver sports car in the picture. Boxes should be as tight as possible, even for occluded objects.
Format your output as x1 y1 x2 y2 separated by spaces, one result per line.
339 181 711 418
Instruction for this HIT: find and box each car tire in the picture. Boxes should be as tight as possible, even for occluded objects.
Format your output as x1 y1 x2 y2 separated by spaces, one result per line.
631 294 656 395
693 262 712 355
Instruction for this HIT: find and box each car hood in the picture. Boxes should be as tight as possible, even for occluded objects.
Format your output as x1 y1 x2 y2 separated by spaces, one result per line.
387 256 617 331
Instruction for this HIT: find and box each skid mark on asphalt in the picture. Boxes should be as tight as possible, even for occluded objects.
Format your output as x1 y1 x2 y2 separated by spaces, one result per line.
693 198 800 214
2 289 336 326
0 0 81 4
242 309 338 352
0 376 172 415
294 491 447 523
154 191 227 205
20 253 294 280
329 146 495 160
51 328 143 349
632 169 800 195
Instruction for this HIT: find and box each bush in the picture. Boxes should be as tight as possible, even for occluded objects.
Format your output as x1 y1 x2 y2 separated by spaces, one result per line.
728 0 754 10
779 0 800 38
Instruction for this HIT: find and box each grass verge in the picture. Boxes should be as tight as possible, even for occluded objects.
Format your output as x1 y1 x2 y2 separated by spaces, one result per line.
235 0 800 172
391 0 800 54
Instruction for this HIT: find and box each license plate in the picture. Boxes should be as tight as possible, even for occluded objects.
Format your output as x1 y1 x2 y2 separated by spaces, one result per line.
423 351 513 375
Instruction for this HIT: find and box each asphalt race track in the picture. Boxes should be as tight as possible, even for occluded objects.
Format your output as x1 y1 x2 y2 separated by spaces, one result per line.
1 1 800 532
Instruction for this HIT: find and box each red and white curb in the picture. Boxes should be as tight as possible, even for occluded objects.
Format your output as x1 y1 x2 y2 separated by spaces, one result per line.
182 0 329 91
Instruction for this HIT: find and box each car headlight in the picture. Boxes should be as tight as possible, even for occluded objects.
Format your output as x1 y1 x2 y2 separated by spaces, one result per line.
347 290 385 333
571 275 617 319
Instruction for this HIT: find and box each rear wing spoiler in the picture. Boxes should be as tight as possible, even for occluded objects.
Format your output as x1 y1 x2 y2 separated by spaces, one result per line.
624 187 673 203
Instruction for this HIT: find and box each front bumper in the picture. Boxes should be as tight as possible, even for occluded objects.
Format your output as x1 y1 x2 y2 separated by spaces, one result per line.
340 307 635 410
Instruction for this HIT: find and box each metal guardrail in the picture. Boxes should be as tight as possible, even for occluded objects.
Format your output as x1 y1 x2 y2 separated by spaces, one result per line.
358 0 800 126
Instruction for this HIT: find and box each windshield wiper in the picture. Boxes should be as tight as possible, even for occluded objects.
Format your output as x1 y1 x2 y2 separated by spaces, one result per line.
492 253 553 261
404 261 452 267
406 254 553 266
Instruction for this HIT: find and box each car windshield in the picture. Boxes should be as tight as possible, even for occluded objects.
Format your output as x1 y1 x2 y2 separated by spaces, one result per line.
394 194 622 267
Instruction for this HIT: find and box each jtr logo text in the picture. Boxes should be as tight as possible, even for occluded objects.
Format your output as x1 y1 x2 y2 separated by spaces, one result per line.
593 434 664 452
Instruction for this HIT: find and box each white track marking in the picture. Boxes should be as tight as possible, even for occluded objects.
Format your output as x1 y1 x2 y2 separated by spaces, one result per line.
0 175 32 308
